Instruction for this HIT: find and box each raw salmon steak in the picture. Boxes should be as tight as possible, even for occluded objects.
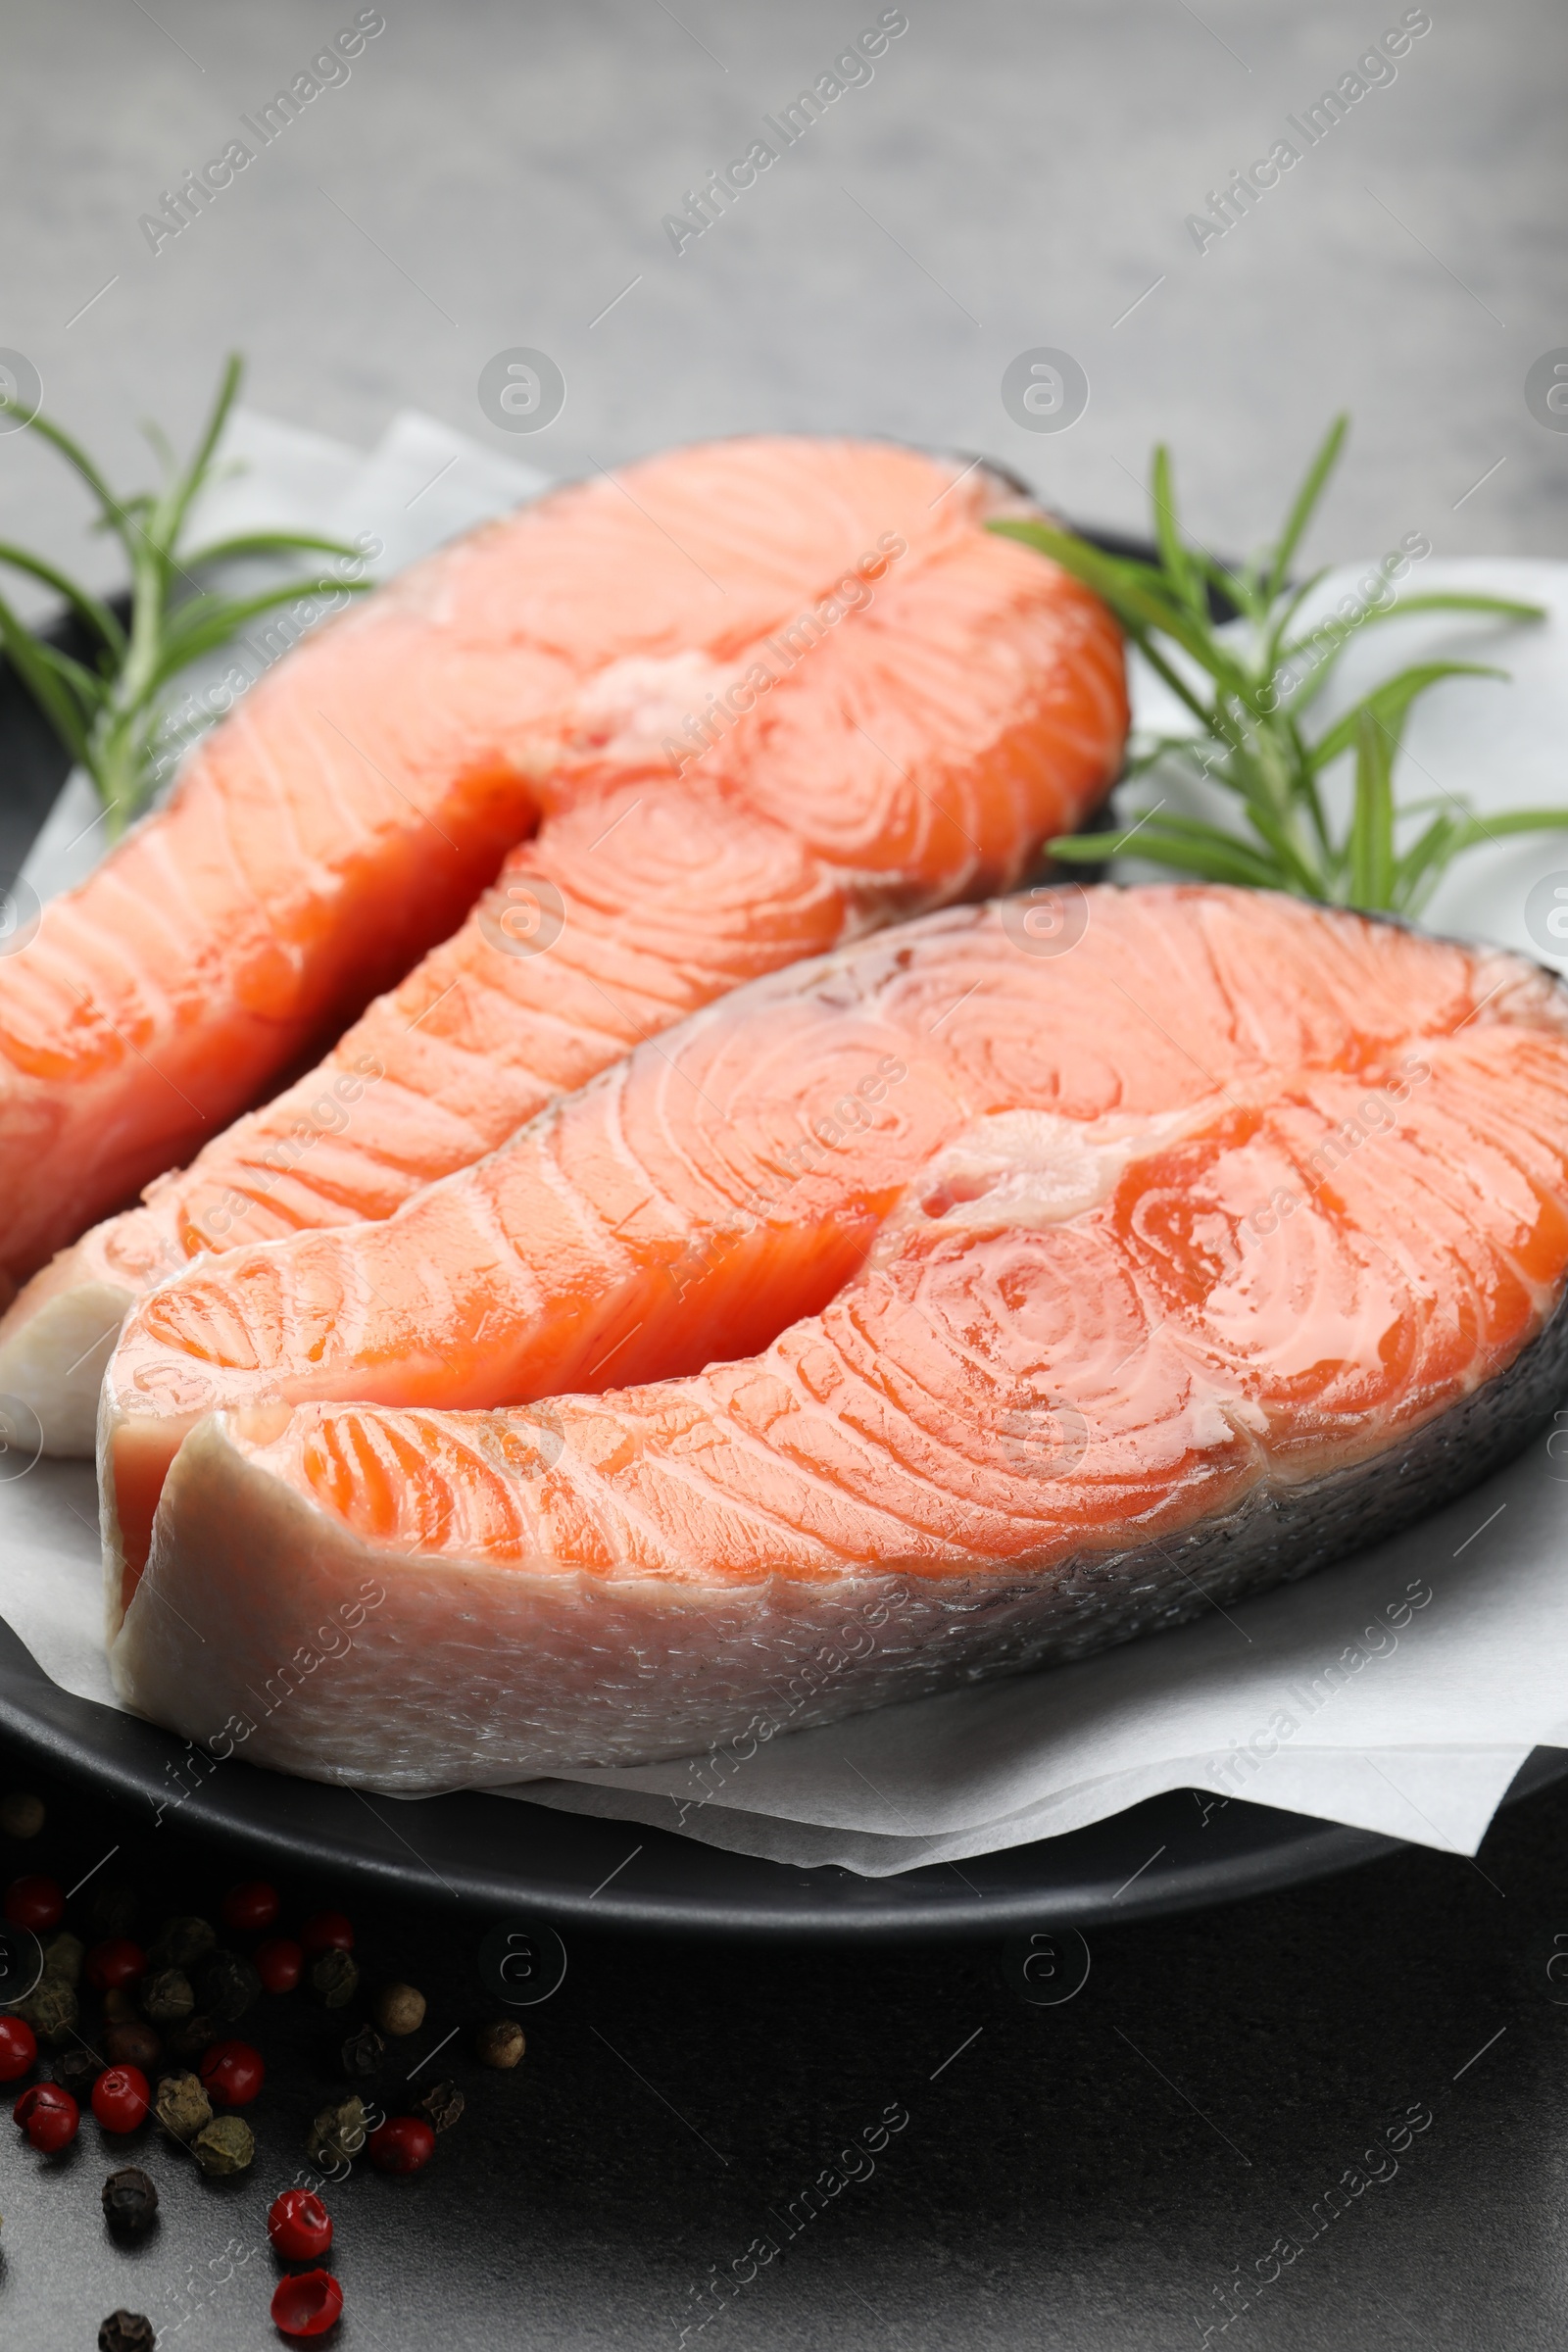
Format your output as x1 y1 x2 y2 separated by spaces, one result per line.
0 446 1126 1446
106 886 1568 1789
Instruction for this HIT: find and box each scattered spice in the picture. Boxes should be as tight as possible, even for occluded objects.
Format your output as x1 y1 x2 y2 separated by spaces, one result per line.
220 1880 278 1934
368 2113 436 2175
476 2019 525 2070
339 2023 384 2082
51 2044 98 2100
199 2038 265 2107
86 1939 146 1992
92 2065 151 2133
165 2013 218 2065
192 2112 254 2176
13 2081 78 2151
85 1883 138 1941
374 1981 426 2036
141 1966 195 2025
307 2091 366 2167
14 1972 77 2044
102 1988 137 2026
101 2166 159 2236
41 1929 83 1984
270 2269 344 2340
98 2312 155 2352
0 1792 44 1838
0 2015 35 2082
412 2078 465 2134
268 2186 333 2261
194 1947 261 2025
255 1936 304 1993
301 1910 354 1955
149 1915 216 1972
311 1949 359 2009
154 2069 212 2144
5 1876 63 1931
104 2019 161 2074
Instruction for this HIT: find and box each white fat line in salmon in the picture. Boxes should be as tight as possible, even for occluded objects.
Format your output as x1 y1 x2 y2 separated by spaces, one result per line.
672 1585 912 1828
183 1052 387 1250
147 1577 387 1825
152 535 384 793
1201 1576 1434 1804
1195 2101 1434 2343
662 535 908 774
661 10 908 257
1238 1054 1431 1250
1183 10 1432 257
677 2099 911 2342
138 11 386 255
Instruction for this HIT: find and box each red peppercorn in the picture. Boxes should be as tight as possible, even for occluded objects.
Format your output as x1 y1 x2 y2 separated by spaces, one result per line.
4 1874 63 1932
0 2015 36 2082
254 1936 304 1992
13 2081 78 2151
220 1879 278 1935
367 2114 435 2175
268 2186 333 2261
199 2038 265 2107
91 2065 151 2133
85 1937 147 1991
299 1909 353 1956
270 2270 344 2339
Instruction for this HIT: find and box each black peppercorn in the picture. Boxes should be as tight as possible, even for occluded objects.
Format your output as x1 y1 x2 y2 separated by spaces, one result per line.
413 2078 465 2133
166 2010 218 2063
102 2167 159 2236
142 1966 195 2024
52 2042 100 2099
312 1949 360 2008
104 2017 162 2073
340 2023 385 2081
85 1881 138 1941
194 1947 260 2025
99 2315 155 2352
149 1915 216 1972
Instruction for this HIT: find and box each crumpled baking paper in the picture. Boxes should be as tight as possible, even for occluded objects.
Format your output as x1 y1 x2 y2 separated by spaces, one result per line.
1 416 1564 1870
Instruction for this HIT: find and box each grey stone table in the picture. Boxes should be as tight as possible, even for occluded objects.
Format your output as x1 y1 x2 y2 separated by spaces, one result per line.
0 3 1565 2345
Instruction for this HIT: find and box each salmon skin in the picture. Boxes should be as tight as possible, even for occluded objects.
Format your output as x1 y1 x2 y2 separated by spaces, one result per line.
106 886 1568 1790
0 444 1126 1447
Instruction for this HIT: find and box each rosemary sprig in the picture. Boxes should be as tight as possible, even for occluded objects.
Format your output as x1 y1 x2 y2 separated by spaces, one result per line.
991 417 1565 916
0 353 369 838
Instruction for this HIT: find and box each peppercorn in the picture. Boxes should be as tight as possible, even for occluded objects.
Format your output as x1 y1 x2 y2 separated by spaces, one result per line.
13 2081 78 2151
270 2270 344 2340
476 2019 525 2069
0 2015 35 2082
85 1882 138 1941
149 1915 216 1972
368 2113 435 2174
41 1929 83 1984
301 1909 354 1955
51 2042 98 2099
194 1947 260 2025
104 2019 161 2074
199 2038 264 2108
255 1935 303 1992
412 2077 465 2133
307 2091 366 2167
102 1988 137 2026
5 1875 62 1931
311 1949 359 2009
221 1880 278 1935
92 2065 152 2133
0 1792 44 1838
166 2013 219 2064
374 1981 426 2036
101 2165 159 2236
154 2070 212 2144
104 2013 162 2070
339 2022 384 2081
141 1966 194 2025
86 1938 146 1993
14 1972 76 2045
98 2312 155 2352
192 2112 254 2176
268 2186 333 2260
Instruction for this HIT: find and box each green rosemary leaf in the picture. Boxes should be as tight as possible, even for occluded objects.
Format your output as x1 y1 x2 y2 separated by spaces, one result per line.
1262 414 1348 605
180 528 368 572
0 540 126 660
1348 710 1396 907
1050 819 1283 889
147 577 363 690
0 595 94 761
1308 662 1505 772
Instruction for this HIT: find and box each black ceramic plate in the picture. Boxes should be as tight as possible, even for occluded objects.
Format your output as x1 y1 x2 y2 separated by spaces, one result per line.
2 521 1547 1941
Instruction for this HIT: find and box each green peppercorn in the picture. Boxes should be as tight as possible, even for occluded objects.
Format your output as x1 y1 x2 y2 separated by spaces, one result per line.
311 1949 359 2009
192 2114 254 2177
41 1931 83 1985
194 1948 260 2024
413 2078 465 2133
340 2023 385 2081
476 2019 525 2069
141 1967 194 2025
101 2167 159 2236
98 2313 154 2352
307 2092 367 2167
154 2070 212 2144
85 1881 138 1940
0 1791 45 1838
149 1915 216 1972
14 1972 76 2044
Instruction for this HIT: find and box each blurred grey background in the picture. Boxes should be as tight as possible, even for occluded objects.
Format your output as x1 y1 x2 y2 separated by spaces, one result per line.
1 0 1564 603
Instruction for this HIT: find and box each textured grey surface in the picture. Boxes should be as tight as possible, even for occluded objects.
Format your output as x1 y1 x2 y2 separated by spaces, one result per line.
0 0 1564 619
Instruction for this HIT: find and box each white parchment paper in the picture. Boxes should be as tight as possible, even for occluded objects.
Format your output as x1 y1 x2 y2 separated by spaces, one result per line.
2 420 1564 1870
